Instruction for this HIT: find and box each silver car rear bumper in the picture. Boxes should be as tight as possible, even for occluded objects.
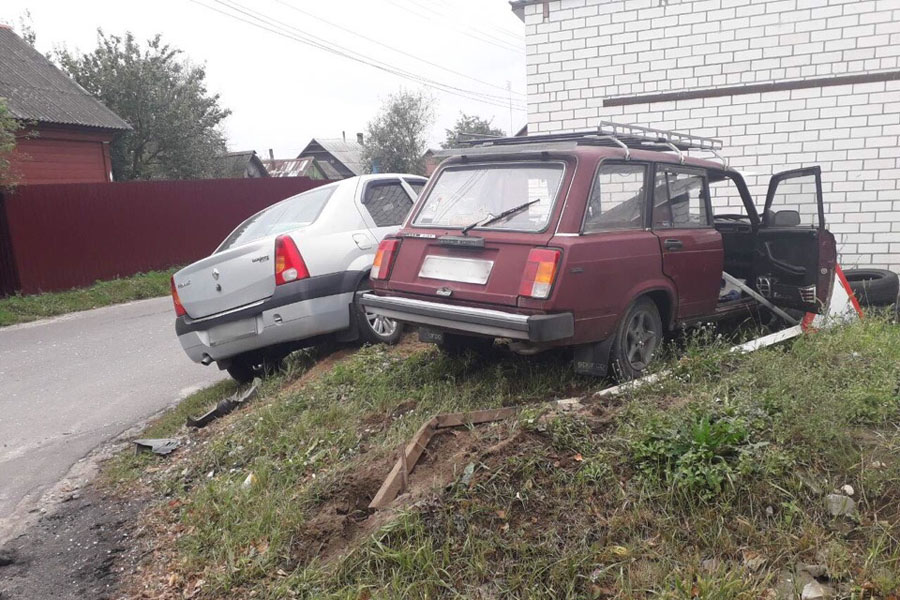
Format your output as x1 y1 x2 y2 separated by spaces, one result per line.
360 293 573 342
177 292 353 363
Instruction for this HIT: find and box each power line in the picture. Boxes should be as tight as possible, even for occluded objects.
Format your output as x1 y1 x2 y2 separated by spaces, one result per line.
382 0 522 55
413 0 525 47
200 0 524 106
192 0 526 110
271 0 525 99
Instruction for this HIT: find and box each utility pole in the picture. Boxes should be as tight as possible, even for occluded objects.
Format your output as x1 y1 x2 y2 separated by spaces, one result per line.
506 80 513 135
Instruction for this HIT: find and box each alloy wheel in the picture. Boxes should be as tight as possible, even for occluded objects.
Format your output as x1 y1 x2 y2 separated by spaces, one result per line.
624 309 659 370
365 311 398 338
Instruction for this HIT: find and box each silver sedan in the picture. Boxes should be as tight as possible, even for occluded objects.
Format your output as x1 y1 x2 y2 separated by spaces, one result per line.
171 174 425 382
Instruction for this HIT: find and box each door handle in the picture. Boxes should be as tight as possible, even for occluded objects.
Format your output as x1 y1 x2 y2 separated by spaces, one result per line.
663 238 683 251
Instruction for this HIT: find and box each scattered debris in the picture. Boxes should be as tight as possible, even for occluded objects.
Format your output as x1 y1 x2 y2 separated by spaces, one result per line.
802 564 828 578
187 380 260 428
242 472 257 489
133 438 180 456
459 463 476 487
824 493 856 517
840 484 855 496
700 558 721 572
801 581 833 600
743 550 766 572
555 398 582 411
0 549 15 567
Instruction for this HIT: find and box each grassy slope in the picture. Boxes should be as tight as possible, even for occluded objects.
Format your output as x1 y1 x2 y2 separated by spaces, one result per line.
0 268 176 327
117 317 900 600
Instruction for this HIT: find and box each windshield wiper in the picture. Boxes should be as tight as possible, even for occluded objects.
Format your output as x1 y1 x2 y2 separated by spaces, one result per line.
461 199 541 236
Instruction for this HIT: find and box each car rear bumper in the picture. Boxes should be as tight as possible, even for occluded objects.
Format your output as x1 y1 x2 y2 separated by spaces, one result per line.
360 293 573 342
175 273 363 364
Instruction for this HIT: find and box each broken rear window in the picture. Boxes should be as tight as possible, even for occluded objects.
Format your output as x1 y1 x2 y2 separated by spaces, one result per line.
412 163 564 232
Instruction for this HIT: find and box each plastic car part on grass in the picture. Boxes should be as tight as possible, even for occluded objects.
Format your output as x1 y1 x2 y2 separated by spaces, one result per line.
186 380 260 428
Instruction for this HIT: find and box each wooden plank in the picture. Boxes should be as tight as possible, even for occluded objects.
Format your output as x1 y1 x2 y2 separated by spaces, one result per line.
369 417 437 509
368 408 519 510
434 407 518 429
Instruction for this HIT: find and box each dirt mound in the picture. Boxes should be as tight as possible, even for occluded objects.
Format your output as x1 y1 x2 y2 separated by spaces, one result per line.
290 419 516 567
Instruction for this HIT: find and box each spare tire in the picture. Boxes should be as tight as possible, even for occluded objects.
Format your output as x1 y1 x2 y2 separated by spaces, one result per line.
843 268 899 307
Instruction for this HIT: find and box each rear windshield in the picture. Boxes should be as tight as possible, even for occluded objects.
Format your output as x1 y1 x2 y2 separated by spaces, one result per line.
412 163 564 232
217 185 336 252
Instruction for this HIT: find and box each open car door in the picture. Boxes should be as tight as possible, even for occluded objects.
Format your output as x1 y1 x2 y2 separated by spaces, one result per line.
753 166 836 313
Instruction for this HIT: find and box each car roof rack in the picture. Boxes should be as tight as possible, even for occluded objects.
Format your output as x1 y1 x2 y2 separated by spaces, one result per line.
455 121 728 167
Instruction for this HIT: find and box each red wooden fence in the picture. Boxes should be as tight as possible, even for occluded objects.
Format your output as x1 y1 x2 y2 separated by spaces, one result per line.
0 177 327 295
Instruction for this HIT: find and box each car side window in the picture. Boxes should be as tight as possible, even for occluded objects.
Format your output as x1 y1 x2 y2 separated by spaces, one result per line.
583 163 647 233
652 166 710 229
362 181 414 227
708 173 749 219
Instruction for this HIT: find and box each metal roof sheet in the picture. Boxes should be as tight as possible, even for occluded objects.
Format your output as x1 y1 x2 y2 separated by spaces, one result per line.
0 27 131 131
301 138 365 176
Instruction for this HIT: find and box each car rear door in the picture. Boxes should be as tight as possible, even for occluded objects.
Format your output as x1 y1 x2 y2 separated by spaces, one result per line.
753 166 836 312
651 164 724 319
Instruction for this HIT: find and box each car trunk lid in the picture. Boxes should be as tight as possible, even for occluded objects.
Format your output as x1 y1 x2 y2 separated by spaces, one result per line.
174 238 277 319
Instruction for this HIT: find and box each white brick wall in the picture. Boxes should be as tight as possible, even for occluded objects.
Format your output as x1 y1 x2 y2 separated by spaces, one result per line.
522 0 900 271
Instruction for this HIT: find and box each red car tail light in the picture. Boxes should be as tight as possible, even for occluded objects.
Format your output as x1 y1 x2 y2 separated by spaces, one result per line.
371 238 401 280
519 248 561 299
274 234 310 285
170 276 187 317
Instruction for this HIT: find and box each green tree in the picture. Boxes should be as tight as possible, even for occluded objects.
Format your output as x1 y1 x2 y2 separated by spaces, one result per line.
441 113 505 148
56 31 230 181
362 89 434 175
0 98 23 188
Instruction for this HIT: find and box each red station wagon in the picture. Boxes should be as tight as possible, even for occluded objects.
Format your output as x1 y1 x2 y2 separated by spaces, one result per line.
361 122 836 378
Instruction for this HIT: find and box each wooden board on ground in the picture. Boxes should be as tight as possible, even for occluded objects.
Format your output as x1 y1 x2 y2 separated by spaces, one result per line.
369 407 517 509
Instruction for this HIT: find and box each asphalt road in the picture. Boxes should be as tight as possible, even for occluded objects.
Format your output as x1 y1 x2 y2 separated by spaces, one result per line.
0 297 226 540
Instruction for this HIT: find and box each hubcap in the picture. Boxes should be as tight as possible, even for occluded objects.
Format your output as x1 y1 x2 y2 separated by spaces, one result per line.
366 311 398 337
624 310 659 370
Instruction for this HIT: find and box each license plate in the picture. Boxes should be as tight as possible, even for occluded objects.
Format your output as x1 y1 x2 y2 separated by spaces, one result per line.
208 317 258 346
419 255 493 285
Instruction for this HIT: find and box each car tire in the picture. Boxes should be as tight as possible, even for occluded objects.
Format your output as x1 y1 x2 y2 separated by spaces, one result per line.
226 360 255 384
224 355 284 384
355 287 403 345
609 297 663 381
843 268 900 307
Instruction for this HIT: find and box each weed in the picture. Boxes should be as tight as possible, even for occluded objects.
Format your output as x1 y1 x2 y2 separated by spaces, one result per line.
0 267 176 327
117 316 900 599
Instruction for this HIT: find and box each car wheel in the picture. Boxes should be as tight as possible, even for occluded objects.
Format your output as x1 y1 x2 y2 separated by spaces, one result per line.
224 355 284 384
610 297 663 380
355 291 403 345
226 360 255 384
843 268 899 307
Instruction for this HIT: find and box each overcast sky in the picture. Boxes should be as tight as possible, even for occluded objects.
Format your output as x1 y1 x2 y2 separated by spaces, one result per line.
2 0 527 157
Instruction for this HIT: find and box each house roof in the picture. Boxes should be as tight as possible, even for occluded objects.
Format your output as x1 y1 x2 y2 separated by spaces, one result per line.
299 138 365 176
218 151 269 178
261 156 335 179
0 26 131 131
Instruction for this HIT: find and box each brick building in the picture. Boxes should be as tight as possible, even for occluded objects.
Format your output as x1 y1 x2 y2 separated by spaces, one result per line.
511 0 900 271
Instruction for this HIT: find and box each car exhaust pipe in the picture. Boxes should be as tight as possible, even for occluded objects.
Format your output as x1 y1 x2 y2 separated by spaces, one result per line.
200 354 214 366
